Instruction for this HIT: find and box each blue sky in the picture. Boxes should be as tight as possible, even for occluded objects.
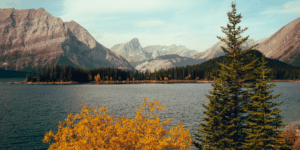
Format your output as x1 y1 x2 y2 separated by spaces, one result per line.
1 0 300 52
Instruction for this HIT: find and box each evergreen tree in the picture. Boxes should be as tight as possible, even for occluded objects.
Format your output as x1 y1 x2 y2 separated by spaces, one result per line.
37 68 41 82
54 64 60 81
194 2 257 149
31 69 35 82
244 56 288 149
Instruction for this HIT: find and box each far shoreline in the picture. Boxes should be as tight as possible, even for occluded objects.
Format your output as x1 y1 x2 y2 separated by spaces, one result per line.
0 79 300 85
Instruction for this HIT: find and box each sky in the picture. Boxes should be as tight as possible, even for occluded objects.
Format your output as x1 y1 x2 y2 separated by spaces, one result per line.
1 0 300 52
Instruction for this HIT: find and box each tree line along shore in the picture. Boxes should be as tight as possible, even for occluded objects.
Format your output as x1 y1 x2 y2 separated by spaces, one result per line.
1 79 300 85
16 50 300 84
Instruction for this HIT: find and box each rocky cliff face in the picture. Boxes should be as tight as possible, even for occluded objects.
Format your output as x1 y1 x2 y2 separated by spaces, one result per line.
111 39 199 67
0 8 134 71
256 17 300 66
143 44 198 58
110 38 147 63
135 54 204 72
192 38 258 60
151 49 160 59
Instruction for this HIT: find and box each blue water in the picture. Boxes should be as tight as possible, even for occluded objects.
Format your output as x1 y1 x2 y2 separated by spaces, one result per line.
0 82 299 149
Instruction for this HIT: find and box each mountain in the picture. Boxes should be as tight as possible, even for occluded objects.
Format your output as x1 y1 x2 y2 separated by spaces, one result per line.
135 54 205 72
256 17 300 66
110 38 148 64
111 39 199 67
154 50 300 80
0 8 134 72
192 38 259 60
151 49 160 59
143 44 199 58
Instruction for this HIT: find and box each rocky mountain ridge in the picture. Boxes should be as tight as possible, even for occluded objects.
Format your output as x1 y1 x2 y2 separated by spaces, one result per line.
110 38 148 63
143 44 199 57
256 17 300 66
0 8 134 72
110 38 199 67
192 38 265 60
135 54 204 72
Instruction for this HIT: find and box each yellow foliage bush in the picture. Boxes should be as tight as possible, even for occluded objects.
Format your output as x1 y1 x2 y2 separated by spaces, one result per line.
279 123 300 150
94 74 100 82
43 98 192 150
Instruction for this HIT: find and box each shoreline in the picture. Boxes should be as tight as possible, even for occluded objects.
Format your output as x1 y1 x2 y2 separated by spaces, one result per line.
0 79 299 85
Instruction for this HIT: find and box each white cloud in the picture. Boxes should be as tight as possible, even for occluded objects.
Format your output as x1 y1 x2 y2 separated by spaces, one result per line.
60 0 191 22
135 20 167 28
261 0 300 14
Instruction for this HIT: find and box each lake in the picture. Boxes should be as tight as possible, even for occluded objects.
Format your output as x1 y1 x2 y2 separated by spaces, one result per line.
0 80 300 149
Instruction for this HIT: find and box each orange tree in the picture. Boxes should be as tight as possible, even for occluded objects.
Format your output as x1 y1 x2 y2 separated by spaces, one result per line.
43 98 192 149
94 74 100 82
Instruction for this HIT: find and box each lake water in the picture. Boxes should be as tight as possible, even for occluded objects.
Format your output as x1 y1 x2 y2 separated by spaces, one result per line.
0 80 300 149
0 78 27 83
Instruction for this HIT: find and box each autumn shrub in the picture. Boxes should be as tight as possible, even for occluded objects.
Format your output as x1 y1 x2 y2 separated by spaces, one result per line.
43 98 192 150
278 123 300 150
94 74 100 82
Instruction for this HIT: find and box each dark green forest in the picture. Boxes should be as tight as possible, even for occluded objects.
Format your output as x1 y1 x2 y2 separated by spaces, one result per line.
0 69 29 78
24 50 300 82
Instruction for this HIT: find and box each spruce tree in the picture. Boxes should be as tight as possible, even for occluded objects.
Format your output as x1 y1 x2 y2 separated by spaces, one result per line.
37 68 41 82
194 2 257 149
244 55 288 149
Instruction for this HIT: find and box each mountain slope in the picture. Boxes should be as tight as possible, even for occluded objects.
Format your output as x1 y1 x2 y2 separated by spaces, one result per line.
143 44 198 58
192 38 258 60
135 54 205 72
111 39 199 67
0 8 134 72
256 17 300 66
154 50 300 80
110 38 147 63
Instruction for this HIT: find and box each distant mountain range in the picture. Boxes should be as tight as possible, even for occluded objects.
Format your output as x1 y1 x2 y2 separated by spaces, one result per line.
124 38 264 72
136 54 204 72
0 7 299 75
110 38 198 67
192 38 265 60
134 16 300 71
110 38 149 65
0 8 134 72
143 44 199 58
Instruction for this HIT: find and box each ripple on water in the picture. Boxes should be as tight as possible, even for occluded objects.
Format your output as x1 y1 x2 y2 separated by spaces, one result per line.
0 83 299 149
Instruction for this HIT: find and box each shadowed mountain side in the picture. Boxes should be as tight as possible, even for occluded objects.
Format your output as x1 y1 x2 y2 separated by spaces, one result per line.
192 38 260 60
194 50 299 72
136 54 205 72
256 17 300 66
151 50 300 81
0 8 134 72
